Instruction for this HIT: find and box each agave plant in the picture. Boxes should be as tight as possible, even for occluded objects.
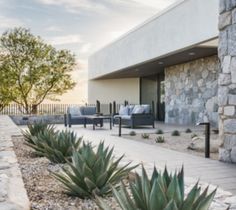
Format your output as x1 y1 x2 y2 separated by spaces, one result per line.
129 131 136 136
52 141 138 198
172 130 181 136
29 130 82 163
37 130 82 163
97 166 216 210
155 129 164 134
142 133 150 139
155 136 165 143
185 128 192 133
22 121 55 145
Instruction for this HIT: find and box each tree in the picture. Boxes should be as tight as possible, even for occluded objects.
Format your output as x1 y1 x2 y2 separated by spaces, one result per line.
0 27 76 114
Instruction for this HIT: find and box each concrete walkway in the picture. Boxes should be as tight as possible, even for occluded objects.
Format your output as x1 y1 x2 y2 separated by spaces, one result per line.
57 124 236 195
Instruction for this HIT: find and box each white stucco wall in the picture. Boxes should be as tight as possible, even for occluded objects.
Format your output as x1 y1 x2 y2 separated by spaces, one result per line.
88 78 140 104
89 0 218 79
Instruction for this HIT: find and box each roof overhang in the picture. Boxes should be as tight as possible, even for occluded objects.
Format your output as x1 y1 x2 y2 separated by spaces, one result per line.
89 0 219 80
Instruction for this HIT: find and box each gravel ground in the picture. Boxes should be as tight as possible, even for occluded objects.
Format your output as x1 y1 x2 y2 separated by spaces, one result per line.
12 136 119 210
123 131 220 160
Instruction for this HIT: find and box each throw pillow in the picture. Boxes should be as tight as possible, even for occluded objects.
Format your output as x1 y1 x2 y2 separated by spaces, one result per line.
119 105 129 115
69 107 81 116
132 105 145 114
141 104 150 114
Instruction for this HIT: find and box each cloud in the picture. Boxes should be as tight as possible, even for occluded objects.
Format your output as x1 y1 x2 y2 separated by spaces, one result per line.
79 43 92 54
46 34 82 46
0 15 24 29
45 26 62 32
131 0 177 9
37 0 175 15
37 0 107 13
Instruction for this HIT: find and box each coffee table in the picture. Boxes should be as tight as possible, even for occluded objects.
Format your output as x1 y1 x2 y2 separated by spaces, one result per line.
85 115 112 130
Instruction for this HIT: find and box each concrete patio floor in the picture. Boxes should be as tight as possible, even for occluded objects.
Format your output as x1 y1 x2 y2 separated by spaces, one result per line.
57 122 236 195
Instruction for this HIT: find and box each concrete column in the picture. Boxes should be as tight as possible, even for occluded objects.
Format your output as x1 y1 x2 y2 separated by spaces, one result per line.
218 0 236 163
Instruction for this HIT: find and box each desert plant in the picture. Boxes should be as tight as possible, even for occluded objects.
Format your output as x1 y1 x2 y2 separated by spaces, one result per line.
129 131 136 136
22 121 55 145
97 166 216 210
35 130 82 163
172 130 181 136
155 129 164 134
155 136 165 143
185 128 192 133
52 141 138 198
142 133 150 139
191 133 198 139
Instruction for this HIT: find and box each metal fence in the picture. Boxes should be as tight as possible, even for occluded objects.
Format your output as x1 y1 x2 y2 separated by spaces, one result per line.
0 103 123 115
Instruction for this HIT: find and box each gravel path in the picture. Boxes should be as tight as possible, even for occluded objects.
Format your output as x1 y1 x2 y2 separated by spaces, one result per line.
12 136 117 210
123 131 220 160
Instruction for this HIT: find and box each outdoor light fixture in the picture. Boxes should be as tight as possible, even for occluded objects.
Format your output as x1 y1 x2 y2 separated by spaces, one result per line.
196 122 210 158
189 52 195 56
158 61 164 65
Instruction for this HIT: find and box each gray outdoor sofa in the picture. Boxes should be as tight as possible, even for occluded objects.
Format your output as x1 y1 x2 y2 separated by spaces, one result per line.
113 104 155 128
64 106 100 127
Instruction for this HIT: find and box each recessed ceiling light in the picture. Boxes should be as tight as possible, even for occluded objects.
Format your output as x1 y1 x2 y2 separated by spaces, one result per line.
158 61 164 65
189 52 195 56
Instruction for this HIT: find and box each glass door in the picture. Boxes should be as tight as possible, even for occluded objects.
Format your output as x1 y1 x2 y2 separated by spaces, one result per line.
140 73 165 121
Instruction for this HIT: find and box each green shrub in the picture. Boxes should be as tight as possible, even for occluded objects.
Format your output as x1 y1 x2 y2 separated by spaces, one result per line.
185 128 192 133
155 129 164 134
191 133 198 139
141 133 150 139
97 166 216 210
129 131 136 136
172 130 181 136
52 141 138 198
155 136 165 143
22 121 55 145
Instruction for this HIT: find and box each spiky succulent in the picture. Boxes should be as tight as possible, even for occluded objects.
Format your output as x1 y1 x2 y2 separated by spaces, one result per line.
129 131 136 136
155 129 164 134
142 133 150 139
185 128 192 133
172 130 181 136
97 166 216 210
155 136 165 143
52 141 138 198
28 130 81 163
22 121 55 145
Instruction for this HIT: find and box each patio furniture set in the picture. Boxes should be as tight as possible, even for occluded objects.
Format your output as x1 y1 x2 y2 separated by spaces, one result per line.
64 104 155 131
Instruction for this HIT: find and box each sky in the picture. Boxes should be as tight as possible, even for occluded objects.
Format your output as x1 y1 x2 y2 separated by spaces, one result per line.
0 0 177 104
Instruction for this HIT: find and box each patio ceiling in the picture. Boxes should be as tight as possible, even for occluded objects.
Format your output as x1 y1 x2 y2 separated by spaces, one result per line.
94 45 217 79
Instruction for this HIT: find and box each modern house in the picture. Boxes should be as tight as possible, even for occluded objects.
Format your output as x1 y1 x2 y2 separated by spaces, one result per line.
88 0 236 163
88 0 219 127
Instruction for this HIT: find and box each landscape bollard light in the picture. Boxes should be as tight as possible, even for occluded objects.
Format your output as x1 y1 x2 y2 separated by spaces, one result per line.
196 122 210 158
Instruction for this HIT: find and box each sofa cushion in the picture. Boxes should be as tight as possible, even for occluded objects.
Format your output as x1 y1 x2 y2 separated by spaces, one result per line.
121 115 131 120
119 105 129 115
113 115 131 120
132 105 145 114
68 106 81 116
128 105 135 115
81 106 96 115
141 104 151 114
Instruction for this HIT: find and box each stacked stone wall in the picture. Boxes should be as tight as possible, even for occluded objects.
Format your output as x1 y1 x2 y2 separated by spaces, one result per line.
218 0 236 163
165 56 220 127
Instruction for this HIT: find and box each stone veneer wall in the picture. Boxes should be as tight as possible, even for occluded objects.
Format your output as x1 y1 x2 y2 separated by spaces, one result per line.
0 115 30 209
165 55 220 127
218 0 236 163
